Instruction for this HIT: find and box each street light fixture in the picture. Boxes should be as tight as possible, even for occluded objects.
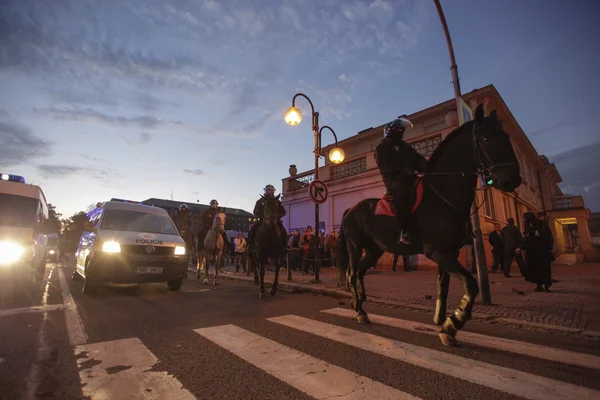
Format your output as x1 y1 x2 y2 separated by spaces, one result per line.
285 93 345 282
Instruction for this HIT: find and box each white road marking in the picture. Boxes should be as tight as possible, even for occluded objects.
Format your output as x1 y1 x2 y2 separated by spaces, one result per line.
75 337 195 400
194 324 420 400
0 303 70 318
321 308 600 371
269 315 600 400
57 268 88 346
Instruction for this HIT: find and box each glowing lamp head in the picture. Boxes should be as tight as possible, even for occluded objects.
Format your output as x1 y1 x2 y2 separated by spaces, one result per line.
329 147 345 164
284 106 303 126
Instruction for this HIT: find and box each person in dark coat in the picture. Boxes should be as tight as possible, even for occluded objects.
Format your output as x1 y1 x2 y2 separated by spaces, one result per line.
488 223 503 273
537 211 557 283
500 218 524 277
374 117 427 244
522 212 552 292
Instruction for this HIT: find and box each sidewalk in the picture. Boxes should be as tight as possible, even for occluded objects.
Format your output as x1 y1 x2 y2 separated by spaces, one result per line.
215 262 600 336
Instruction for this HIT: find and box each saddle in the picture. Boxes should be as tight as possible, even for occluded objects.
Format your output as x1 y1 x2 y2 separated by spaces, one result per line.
374 179 423 217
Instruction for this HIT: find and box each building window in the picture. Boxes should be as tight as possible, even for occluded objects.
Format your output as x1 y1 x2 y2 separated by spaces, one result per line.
481 189 496 220
288 173 314 191
331 157 367 180
502 196 512 221
409 135 442 158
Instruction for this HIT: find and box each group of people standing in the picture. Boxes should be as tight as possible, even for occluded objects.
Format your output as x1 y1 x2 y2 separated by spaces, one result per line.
488 211 555 292
285 227 340 275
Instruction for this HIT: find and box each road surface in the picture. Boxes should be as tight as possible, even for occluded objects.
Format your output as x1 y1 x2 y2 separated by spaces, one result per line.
1 262 599 400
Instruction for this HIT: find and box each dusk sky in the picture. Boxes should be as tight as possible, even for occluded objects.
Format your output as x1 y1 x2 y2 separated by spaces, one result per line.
1 0 598 219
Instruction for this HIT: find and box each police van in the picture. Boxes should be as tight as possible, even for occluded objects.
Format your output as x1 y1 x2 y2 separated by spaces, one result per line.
0 174 49 287
74 199 188 294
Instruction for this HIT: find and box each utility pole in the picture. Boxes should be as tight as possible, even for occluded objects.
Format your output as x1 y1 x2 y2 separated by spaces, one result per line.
433 0 491 304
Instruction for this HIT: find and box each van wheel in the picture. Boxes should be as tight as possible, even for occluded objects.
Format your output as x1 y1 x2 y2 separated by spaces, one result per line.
82 261 97 295
167 279 183 291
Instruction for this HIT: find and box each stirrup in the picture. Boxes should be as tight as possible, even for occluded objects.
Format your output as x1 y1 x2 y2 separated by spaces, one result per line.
398 230 411 245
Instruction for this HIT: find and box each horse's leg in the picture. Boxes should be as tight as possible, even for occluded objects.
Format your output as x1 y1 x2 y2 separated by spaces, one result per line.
252 250 259 285
269 253 281 296
432 251 479 347
213 248 221 286
355 248 383 324
203 250 210 285
258 253 267 298
345 235 363 321
433 264 450 326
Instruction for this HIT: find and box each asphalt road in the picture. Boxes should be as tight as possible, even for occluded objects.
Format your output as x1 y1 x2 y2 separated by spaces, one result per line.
1 262 600 400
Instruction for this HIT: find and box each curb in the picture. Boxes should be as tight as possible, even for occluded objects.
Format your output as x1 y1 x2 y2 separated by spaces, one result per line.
217 272 600 338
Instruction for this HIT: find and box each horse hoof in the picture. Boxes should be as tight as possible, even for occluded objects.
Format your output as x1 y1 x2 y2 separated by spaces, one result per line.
196 273 201 280
268 288 276 296
213 281 218 286
203 278 209 285
258 292 267 299
357 315 371 324
439 332 459 347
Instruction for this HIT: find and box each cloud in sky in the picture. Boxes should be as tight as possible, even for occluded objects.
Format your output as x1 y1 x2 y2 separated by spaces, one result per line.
183 169 204 176
0 113 52 168
0 0 597 216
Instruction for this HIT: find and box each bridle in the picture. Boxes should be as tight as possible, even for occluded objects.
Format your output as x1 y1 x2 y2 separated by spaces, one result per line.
471 121 518 186
425 119 519 216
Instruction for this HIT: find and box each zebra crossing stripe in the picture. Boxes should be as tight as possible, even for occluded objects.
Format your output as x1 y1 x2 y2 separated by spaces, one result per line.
268 315 600 400
321 308 600 371
75 337 195 400
194 324 421 400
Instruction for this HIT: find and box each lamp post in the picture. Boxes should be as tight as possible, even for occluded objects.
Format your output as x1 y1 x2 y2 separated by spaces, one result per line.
285 93 345 283
433 0 491 304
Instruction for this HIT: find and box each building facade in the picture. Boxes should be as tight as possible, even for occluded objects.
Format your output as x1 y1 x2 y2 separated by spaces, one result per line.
281 85 596 266
142 198 257 233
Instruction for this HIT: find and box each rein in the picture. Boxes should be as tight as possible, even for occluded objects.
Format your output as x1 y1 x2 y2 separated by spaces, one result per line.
419 121 516 216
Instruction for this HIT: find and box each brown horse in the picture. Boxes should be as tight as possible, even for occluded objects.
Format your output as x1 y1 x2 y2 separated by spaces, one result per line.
196 211 226 285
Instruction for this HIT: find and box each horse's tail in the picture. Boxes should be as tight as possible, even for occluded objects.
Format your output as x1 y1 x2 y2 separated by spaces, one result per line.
335 209 351 287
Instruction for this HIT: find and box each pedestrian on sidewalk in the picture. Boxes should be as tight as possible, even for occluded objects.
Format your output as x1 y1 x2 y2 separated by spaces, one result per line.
327 230 339 267
522 212 552 292
234 232 247 272
537 211 558 283
489 223 503 273
501 218 525 278
301 226 315 275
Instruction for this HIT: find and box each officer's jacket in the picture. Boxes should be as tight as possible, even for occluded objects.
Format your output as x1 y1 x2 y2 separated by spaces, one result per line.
253 197 286 220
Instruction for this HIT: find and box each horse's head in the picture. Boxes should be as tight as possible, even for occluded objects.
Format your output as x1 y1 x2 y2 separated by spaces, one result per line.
472 104 522 193
212 210 226 234
261 194 281 228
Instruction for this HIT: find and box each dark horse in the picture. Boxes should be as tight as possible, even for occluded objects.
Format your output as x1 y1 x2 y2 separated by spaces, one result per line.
337 104 521 346
249 195 287 298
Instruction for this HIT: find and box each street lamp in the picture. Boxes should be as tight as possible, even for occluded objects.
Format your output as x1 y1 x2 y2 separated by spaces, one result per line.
433 0 491 304
284 93 345 282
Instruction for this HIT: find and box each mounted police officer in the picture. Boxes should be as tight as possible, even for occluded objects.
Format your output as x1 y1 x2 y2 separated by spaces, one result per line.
177 204 192 233
197 199 230 252
247 185 287 250
374 117 427 244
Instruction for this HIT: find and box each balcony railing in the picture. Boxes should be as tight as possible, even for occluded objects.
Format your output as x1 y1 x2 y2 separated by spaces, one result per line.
552 195 585 210
288 172 314 192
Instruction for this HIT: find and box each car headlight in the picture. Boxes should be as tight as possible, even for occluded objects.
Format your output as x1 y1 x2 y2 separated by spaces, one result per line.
174 246 186 255
0 240 25 265
49 250 55 255
102 241 121 253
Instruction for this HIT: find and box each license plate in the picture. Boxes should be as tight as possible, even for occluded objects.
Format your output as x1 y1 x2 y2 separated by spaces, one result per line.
135 267 163 274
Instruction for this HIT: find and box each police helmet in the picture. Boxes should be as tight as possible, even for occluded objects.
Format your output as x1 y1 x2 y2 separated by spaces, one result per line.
264 184 276 195
383 117 413 138
210 199 218 206
179 204 189 212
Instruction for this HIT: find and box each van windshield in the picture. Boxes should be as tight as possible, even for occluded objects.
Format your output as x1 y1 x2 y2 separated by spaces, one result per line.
0 194 38 228
101 209 179 235
47 237 58 246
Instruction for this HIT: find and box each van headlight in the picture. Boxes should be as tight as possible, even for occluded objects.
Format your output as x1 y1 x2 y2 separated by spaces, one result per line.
102 241 121 253
174 246 186 255
0 240 25 265
49 249 56 255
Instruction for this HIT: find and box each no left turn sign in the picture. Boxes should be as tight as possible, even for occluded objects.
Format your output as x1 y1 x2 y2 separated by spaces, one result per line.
309 179 328 204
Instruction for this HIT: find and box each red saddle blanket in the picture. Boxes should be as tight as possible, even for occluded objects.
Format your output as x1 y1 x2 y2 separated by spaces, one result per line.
374 180 423 217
